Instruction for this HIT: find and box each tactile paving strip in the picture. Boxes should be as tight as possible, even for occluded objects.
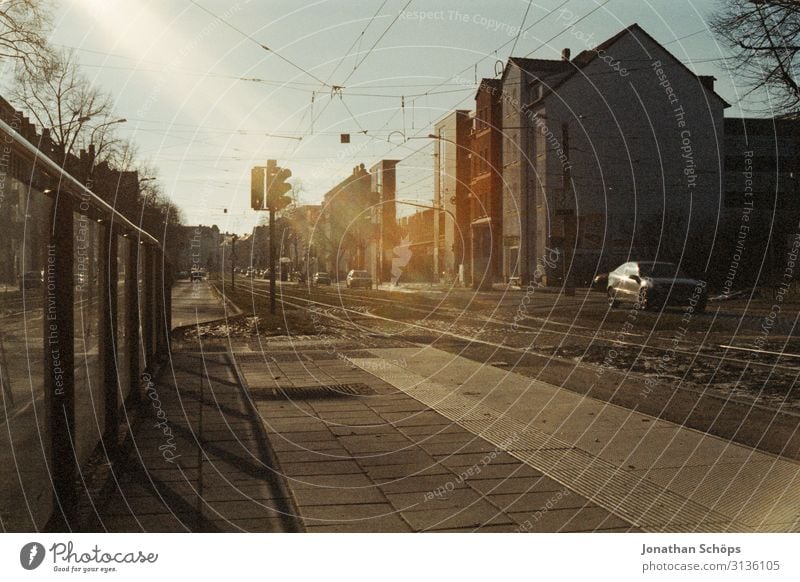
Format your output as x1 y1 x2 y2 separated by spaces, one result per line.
349 358 751 533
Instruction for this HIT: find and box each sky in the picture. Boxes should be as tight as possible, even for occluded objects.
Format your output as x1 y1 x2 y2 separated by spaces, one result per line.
9 0 763 233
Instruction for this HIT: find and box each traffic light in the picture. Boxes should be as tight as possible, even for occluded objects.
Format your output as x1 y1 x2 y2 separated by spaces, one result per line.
251 166 266 210
267 164 293 211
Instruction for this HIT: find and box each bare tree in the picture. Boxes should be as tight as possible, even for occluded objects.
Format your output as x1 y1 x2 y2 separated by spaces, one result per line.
0 0 50 69
11 48 113 157
712 0 800 113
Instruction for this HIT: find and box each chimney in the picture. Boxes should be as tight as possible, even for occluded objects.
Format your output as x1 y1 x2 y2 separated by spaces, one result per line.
699 75 716 92
561 48 571 61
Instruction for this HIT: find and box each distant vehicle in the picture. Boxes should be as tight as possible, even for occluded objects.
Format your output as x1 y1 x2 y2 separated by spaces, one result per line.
346 269 372 289
591 272 608 291
313 272 331 286
606 261 706 311
19 270 43 289
177 271 189 280
191 270 204 281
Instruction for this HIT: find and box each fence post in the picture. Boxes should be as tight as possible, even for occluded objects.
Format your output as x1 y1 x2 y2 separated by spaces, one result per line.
128 242 140 404
46 192 76 531
102 226 119 458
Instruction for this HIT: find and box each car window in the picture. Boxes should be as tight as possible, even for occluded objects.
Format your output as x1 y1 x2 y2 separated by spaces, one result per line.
639 262 681 278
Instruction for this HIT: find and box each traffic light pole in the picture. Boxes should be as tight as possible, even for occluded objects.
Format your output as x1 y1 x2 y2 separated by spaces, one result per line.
269 207 276 315
230 235 237 291
253 159 291 316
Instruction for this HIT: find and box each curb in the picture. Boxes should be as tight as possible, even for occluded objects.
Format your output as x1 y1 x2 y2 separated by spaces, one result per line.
228 351 305 533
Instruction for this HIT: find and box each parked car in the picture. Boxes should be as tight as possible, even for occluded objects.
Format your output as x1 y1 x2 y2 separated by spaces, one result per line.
346 269 372 289
19 270 43 289
606 261 706 311
177 271 189 280
191 269 204 281
313 272 331 286
591 272 608 291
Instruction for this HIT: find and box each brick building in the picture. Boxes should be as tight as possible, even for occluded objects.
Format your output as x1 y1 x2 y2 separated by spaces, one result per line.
470 79 504 289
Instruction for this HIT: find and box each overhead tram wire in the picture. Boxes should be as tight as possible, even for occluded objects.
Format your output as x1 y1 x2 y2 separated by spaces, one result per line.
306 0 415 138
229 0 566 181
186 0 331 87
287 3 392 160
361 0 613 170
510 0 534 57
280 0 611 181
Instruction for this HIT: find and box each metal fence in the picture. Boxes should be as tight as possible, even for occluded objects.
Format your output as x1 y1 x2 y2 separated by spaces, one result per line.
0 115 171 531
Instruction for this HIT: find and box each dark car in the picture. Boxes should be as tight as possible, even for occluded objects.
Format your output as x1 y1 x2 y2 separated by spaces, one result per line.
191 269 204 281
19 270 43 289
591 272 608 292
346 269 372 289
313 272 331 286
607 261 706 311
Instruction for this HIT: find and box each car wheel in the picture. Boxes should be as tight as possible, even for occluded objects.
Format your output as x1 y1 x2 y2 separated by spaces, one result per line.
607 288 619 308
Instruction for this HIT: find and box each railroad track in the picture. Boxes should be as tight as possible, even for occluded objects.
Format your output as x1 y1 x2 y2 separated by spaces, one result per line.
240 278 800 376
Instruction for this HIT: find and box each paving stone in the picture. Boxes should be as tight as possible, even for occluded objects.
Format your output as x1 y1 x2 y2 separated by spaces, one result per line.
300 503 399 522
362 463 451 481
287 473 375 489
304 514 410 532
355 449 439 468
207 516 287 532
487 491 590 514
379 475 473 495
292 487 388 506
466 476 562 496
401 504 510 531
384 487 488 512
201 499 285 520
281 460 363 476
510 505 632 532
435 451 519 468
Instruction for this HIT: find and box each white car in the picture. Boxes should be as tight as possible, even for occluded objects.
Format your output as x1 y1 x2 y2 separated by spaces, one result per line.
607 261 706 311
346 270 372 289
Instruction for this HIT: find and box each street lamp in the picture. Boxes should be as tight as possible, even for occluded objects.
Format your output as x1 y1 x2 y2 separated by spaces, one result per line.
88 117 127 150
83 118 127 185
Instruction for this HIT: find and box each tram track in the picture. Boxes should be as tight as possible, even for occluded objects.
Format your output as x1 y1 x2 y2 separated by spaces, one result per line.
241 278 800 376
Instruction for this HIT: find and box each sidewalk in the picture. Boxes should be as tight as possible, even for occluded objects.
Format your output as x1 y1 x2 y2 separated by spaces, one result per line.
91 279 800 532
85 281 299 532
232 345 634 532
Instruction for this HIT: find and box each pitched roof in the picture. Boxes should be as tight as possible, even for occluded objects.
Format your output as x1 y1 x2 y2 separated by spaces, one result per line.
474 77 501 100
511 23 730 108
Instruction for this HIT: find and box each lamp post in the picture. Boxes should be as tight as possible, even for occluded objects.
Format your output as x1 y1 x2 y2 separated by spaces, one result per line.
83 118 128 186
